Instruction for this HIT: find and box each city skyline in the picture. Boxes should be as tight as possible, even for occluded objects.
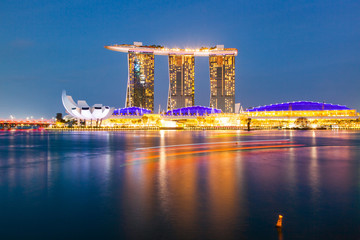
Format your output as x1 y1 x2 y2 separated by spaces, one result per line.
0 1 359 118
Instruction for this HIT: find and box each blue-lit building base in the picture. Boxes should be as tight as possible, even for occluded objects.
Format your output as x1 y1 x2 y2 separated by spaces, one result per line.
165 106 221 116
113 107 151 116
246 101 351 112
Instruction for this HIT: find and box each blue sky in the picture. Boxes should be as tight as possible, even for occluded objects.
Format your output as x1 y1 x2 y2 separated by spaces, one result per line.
0 0 359 118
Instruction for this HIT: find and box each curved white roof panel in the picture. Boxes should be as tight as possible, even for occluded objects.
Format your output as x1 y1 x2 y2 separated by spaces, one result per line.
61 90 114 120
104 107 115 119
71 108 84 119
62 91 78 118
92 108 105 119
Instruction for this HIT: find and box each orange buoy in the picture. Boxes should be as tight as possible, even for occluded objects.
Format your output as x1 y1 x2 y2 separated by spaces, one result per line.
276 215 283 228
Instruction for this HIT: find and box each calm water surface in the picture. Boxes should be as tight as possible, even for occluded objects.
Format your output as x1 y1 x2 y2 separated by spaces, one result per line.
1 130 360 239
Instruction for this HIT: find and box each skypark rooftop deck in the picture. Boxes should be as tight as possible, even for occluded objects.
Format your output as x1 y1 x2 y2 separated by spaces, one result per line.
105 42 238 56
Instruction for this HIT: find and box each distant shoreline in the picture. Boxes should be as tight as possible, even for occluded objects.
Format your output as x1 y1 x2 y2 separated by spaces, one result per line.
44 127 360 131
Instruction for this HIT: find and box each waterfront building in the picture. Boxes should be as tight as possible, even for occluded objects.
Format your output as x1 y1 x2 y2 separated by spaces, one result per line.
127 51 155 112
209 53 236 113
165 106 221 116
105 43 238 112
245 101 359 129
60 88 360 129
62 91 114 121
167 54 195 110
113 107 151 116
235 103 243 113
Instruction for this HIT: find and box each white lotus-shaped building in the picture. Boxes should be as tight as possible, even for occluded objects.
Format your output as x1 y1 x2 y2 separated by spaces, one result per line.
62 91 114 120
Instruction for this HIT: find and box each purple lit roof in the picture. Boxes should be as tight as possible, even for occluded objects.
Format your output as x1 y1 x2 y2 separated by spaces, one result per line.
246 101 351 112
113 107 151 116
165 106 221 116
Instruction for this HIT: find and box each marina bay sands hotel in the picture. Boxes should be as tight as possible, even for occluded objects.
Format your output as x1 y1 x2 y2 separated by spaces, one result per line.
105 42 238 113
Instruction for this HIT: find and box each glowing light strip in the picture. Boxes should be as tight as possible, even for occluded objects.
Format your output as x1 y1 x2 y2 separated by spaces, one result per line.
136 140 293 154
105 45 238 56
128 144 303 162
135 139 290 150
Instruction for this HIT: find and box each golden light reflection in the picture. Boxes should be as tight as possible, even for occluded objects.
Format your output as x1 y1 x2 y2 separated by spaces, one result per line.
158 130 170 214
207 151 239 239
166 155 198 236
309 146 320 203
126 144 303 164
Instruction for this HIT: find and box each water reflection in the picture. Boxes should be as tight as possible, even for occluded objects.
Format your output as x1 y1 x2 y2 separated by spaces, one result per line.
207 152 240 239
158 130 169 216
309 145 320 202
0 130 359 239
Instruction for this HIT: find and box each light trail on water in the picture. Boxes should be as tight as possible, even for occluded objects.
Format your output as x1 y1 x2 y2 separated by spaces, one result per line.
135 140 294 154
126 144 304 164
135 139 292 151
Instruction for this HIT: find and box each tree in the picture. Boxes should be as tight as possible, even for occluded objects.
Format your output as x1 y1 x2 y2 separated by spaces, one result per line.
294 117 310 129
142 116 149 125
247 118 251 131
56 113 64 122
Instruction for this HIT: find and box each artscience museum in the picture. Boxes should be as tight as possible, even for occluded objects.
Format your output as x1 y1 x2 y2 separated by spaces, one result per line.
61 91 114 123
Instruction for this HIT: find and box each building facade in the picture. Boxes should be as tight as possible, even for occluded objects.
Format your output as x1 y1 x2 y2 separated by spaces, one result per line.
105 43 238 113
209 54 235 113
245 101 359 129
167 54 195 110
126 52 155 112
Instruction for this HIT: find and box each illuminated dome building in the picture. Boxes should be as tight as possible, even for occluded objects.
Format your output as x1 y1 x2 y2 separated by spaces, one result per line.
113 107 151 116
247 101 351 112
245 101 359 129
165 106 221 116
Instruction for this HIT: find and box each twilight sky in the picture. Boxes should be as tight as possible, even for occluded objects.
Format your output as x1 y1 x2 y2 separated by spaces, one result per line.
0 0 359 118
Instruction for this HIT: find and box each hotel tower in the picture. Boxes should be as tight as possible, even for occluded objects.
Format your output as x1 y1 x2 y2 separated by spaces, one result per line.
167 54 195 110
209 54 235 113
105 42 237 113
126 51 155 112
